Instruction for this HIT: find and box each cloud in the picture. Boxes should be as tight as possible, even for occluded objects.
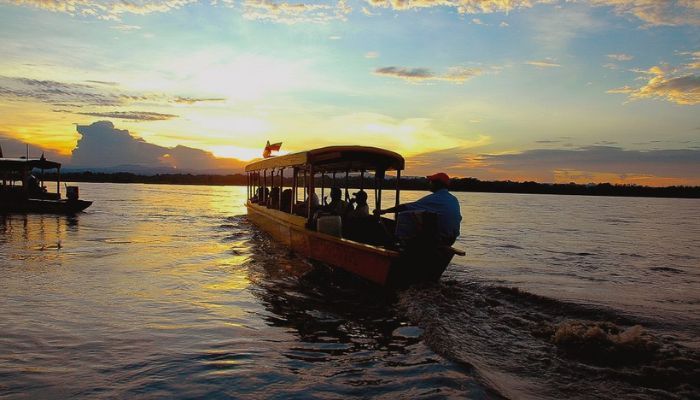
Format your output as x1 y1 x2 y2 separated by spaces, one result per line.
607 53 634 61
407 145 700 185
238 0 351 24
525 60 561 68
4 0 698 27
590 0 700 27
606 86 635 94
0 76 123 106
0 75 228 110
111 24 142 31
363 0 699 26
85 80 119 86
173 96 226 104
75 111 178 121
375 65 485 83
361 6 378 15
364 0 540 14
71 120 246 171
375 66 433 80
4 0 197 20
471 18 486 25
365 51 380 59
608 62 700 105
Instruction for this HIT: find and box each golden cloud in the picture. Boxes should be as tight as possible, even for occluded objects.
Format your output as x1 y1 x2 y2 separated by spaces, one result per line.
5 0 196 20
239 0 351 24
363 0 699 26
590 0 700 27
608 60 700 105
5 0 699 26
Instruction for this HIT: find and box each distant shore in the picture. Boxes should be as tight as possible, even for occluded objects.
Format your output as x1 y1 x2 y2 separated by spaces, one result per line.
46 172 700 199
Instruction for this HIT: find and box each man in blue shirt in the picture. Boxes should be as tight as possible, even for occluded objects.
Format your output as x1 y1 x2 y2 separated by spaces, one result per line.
374 172 462 245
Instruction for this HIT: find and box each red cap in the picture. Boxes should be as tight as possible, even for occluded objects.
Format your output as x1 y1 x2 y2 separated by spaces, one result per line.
427 172 450 185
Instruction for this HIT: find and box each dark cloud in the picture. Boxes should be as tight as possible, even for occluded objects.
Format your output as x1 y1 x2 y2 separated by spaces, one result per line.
0 75 227 109
535 140 561 144
71 121 246 172
85 80 119 86
76 111 178 121
375 67 433 80
52 103 84 108
0 76 124 106
407 145 700 185
375 66 484 83
174 96 226 104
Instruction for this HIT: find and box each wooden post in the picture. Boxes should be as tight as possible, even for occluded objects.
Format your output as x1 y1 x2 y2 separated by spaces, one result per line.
307 167 314 223
263 169 267 205
395 170 401 220
375 175 379 211
291 168 297 213
344 169 350 202
331 172 336 206
320 172 325 203
278 168 284 210
57 166 61 197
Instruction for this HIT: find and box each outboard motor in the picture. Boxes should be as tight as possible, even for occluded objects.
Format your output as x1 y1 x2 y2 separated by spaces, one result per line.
392 210 449 285
395 210 439 247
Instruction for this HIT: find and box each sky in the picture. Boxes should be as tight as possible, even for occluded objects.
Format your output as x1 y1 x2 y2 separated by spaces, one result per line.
0 0 698 185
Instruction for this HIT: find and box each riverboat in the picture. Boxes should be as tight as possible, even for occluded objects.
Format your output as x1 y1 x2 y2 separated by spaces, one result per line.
0 154 92 214
245 146 463 287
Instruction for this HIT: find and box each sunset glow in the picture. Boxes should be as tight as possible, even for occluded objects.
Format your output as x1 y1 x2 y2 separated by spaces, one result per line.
0 0 698 184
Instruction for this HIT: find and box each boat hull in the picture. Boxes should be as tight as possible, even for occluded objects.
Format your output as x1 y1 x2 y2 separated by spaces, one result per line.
0 199 92 214
246 202 453 286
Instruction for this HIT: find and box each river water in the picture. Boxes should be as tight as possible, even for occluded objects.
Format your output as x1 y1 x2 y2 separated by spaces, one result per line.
1 183 698 399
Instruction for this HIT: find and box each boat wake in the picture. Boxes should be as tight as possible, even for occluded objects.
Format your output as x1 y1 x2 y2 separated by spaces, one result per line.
398 280 700 400
234 214 698 399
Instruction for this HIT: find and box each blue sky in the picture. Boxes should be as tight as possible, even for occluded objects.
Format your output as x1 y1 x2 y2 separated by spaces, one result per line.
0 0 698 184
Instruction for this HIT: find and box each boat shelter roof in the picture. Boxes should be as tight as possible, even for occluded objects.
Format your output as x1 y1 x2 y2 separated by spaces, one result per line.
0 157 61 171
245 146 405 172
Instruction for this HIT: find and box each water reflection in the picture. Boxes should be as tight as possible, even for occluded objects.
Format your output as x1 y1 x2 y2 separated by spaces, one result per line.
217 215 499 398
0 213 79 257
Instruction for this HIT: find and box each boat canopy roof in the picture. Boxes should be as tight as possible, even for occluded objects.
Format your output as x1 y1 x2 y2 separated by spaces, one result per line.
0 157 61 172
245 146 405 173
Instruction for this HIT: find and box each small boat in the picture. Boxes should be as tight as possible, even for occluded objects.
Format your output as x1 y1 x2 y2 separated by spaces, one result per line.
0 155 92 214
245 146 463 287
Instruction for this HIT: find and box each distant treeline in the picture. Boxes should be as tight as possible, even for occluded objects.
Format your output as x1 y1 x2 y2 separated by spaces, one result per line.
46 171 700 198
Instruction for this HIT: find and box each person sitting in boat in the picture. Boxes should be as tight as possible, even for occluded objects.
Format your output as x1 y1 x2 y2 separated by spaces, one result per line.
280 189 293 212
253 187 269 203
346 190 369 218
268 187 280 209
27 174 46 195
374 172 461 246
293 191 319 216
322 187 348 216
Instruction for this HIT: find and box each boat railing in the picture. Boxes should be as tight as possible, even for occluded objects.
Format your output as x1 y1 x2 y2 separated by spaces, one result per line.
245 148 404 249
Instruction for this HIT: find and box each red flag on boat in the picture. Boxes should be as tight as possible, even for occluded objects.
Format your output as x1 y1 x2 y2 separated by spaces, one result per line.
263 141 282 158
